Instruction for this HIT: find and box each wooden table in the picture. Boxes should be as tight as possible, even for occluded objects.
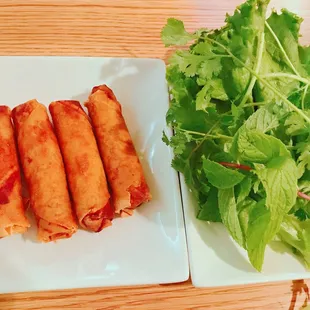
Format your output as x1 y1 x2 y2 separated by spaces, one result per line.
0 0 310 309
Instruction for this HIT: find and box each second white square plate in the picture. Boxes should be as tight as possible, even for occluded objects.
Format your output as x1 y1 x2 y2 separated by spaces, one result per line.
181 178 310 287
0 57 189 293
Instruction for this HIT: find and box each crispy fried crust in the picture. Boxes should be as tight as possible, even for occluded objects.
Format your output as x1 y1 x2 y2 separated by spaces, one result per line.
0 106 30 238
49 100 113 232
85 85 151 216
12 100 77 242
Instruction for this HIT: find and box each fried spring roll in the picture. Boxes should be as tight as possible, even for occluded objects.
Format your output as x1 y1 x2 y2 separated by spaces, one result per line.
85 85 151 216
49 100 113 232
12 100 77 242
0 106 30 238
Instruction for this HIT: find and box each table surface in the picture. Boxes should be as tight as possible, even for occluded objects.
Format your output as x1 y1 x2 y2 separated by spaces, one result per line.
1 0 310 309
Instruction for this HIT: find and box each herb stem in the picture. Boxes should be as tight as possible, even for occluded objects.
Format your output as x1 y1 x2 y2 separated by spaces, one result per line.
177 128 205 136
177 127 232 140
265 21 301 77
214 55 233 58
298 191 310 201
262 73 310 85
285 145 297 150
209 134 233 140
188 121 219 159
219 162 310 202
219 162 252 171
302 84 309 110
257 78 310 123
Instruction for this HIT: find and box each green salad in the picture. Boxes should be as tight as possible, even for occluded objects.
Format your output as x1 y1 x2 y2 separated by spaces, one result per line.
161 0 310 271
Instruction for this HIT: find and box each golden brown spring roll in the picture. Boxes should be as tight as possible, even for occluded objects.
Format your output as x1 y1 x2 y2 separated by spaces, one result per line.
49 100 114 232
12 100 77 242
0 106 30 238
85 85 151 216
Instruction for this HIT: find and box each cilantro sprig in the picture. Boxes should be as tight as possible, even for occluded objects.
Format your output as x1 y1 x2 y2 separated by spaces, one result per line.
161 0 310 271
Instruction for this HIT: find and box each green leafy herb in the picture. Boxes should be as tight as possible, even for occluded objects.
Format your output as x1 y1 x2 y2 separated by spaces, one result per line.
231 128 290 163
218 187 245 247
247 200 282 271
161 18 196 47
244 103 280 133
278 215 310 268
254 156 298 218
161 0 310 271
197 187 222 222
202 158 245 189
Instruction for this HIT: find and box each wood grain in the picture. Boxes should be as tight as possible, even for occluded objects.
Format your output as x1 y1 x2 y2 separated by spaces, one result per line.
0 279 310 310
1 0 310 309
0 0 310 59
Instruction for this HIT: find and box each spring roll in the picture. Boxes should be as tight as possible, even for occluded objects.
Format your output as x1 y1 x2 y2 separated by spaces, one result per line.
0 106 30 238
85 85 151 216
12 100 77 242
49 100 113 232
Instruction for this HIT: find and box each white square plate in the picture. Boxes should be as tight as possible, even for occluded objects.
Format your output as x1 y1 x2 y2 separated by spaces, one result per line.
0 57 189 293
181 178 310 287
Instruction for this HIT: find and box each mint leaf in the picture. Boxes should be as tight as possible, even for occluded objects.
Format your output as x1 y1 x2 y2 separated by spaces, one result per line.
285 112 310 136
197 186 222 222
218 187 245 248
247 199 282 271
235 177 253 206
203 158 245 189
161 18 196 47
244 104 279 133
238 198 257 239
254 156 298 218
231 128 290 163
